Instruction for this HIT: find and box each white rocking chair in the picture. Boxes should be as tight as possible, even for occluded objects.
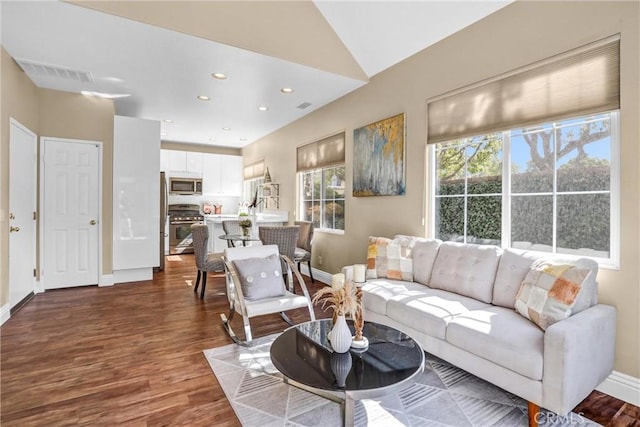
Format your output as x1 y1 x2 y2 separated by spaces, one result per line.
221 244 315 346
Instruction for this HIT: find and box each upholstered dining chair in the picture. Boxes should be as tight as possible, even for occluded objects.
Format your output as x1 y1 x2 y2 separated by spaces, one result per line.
221 244 315 345
293 221 314 283
191 223 225 299
258 226 300 284
222 220 242 247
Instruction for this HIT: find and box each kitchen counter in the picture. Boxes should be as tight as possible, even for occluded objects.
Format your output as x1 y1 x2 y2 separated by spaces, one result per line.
204 211 289 253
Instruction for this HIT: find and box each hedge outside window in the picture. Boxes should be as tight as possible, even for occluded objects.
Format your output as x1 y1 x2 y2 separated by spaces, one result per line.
432 111 617 263
299 165 345 231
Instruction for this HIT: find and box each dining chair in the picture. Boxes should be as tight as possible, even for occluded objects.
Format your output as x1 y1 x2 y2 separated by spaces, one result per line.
258 226 299 281
191 223 225 299
293 221 314 283
222 220 242 247
221 244 315 345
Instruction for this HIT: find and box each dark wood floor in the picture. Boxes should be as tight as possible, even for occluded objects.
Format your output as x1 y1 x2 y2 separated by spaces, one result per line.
1 254 637 426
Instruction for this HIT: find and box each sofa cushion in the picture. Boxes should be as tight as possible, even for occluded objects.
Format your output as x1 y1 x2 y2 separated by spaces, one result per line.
515 260 591 330
366 236 415 281
429 242 502 303
545 256 599 312
446 306 544 381
386 288 490 340
493 249 539 308
366 236 392 279
411 239 442 286
361 279 429 315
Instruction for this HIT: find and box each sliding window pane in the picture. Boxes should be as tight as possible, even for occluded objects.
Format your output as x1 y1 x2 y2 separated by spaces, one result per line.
435 143 466 196
556 116 611 192
557 194 610 256
466 135 502 195
435 196 464 242
511 195 553 251
467 196 501 244
511 128 554 194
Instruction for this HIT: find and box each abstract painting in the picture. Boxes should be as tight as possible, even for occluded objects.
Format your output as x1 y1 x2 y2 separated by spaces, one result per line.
353 113 406 196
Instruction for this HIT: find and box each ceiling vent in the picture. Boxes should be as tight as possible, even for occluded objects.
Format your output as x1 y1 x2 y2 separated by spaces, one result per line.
297 102 312 109
14 58 94 83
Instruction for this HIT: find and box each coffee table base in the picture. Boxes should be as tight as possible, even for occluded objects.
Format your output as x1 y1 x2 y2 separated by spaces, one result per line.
283 377 355 427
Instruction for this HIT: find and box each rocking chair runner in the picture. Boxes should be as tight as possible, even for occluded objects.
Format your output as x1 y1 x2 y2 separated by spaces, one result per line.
220 244 316 346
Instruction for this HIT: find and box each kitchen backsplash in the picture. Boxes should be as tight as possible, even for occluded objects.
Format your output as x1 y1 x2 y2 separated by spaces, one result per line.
168 194 243 215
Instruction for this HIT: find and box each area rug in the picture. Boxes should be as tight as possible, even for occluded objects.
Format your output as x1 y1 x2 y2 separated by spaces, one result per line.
203 334 599 427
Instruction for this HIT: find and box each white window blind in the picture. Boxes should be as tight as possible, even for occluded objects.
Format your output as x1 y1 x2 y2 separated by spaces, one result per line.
427 35 620 144
296 132 345 172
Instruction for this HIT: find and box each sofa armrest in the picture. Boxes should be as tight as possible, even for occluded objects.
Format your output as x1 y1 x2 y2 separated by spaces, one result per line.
341 265 354 282
542 304 616 415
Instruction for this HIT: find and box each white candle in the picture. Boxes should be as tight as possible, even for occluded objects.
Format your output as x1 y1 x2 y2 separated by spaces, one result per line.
353 264 366 283
332 273 345 290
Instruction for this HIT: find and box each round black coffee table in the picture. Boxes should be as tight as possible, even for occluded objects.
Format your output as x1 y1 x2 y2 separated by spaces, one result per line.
270 319 424 427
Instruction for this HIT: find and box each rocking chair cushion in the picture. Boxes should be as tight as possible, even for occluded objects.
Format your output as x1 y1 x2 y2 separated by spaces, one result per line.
232 253 286 301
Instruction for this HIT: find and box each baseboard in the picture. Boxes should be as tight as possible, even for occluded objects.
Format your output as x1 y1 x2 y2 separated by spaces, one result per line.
0 303 10 326
299 264 332 286
597 370 640 406
99 274 114 287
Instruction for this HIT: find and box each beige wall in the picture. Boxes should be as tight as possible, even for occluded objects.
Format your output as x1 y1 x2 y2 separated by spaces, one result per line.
38 89 115 276
161 140 241 156
244 1 640 378
1 47 39 307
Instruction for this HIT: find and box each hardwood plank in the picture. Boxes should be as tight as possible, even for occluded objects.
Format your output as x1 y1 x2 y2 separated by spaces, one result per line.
1 253 636 426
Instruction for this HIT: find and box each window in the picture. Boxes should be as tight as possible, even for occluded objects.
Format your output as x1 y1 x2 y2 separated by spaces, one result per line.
299 165 345 231
432 112 618 264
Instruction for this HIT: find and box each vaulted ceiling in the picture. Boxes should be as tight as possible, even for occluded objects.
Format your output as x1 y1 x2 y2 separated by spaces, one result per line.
1 1 513 148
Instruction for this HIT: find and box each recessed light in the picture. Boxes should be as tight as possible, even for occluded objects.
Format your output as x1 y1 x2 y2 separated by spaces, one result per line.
163 119 173 123
257 106 269 111
281 87 294 94
222 127 231 131
197 95 210 101
209 138 217 142
240 138 247 142
160 132 167 136
212 72 227 80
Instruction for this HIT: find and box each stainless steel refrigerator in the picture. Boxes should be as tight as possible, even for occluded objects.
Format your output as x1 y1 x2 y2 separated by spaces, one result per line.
156 171 168 271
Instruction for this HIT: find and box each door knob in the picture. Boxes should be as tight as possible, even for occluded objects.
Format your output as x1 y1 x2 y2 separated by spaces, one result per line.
90 220 97 225
10 226 20 233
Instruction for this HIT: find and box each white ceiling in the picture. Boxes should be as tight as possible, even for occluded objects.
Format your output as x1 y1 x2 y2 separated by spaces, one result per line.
1 0 513 148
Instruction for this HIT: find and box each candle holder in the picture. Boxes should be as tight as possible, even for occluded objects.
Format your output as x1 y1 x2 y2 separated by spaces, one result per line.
351 285 369 350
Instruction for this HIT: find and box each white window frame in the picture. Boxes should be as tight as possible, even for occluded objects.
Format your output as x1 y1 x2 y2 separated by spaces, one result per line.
298 165 345 234
429 111 620 269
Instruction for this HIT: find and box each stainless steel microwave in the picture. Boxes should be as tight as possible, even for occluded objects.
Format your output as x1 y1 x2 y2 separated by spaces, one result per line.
169 177 203 195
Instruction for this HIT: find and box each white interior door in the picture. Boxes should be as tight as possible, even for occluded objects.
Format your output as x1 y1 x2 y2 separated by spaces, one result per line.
9 119 37 308
43 138 100 289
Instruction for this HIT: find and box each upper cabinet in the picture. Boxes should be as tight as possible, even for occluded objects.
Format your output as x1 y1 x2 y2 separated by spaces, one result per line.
203 154 243 196
162 149 242 196
161 149 203 175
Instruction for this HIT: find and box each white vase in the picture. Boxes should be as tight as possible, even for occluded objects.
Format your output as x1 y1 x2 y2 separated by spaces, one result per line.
329 314 352 353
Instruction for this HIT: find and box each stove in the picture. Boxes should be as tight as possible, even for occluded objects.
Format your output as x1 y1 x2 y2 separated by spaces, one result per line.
168 204 203 254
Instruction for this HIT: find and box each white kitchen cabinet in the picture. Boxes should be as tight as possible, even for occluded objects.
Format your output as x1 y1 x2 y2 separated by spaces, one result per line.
202 153 242 196
163 149 203 175
219 155 243 196
168 150 187 172
202 154 221 195
113 115 160 283
186 152 203 174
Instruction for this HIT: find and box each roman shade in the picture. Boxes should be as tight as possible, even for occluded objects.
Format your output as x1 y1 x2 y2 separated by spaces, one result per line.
296 132 345 172
427 35 620 144
243 159 265 180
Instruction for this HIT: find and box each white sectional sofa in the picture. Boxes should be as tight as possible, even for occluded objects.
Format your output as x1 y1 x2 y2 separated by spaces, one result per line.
344 236 616 426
